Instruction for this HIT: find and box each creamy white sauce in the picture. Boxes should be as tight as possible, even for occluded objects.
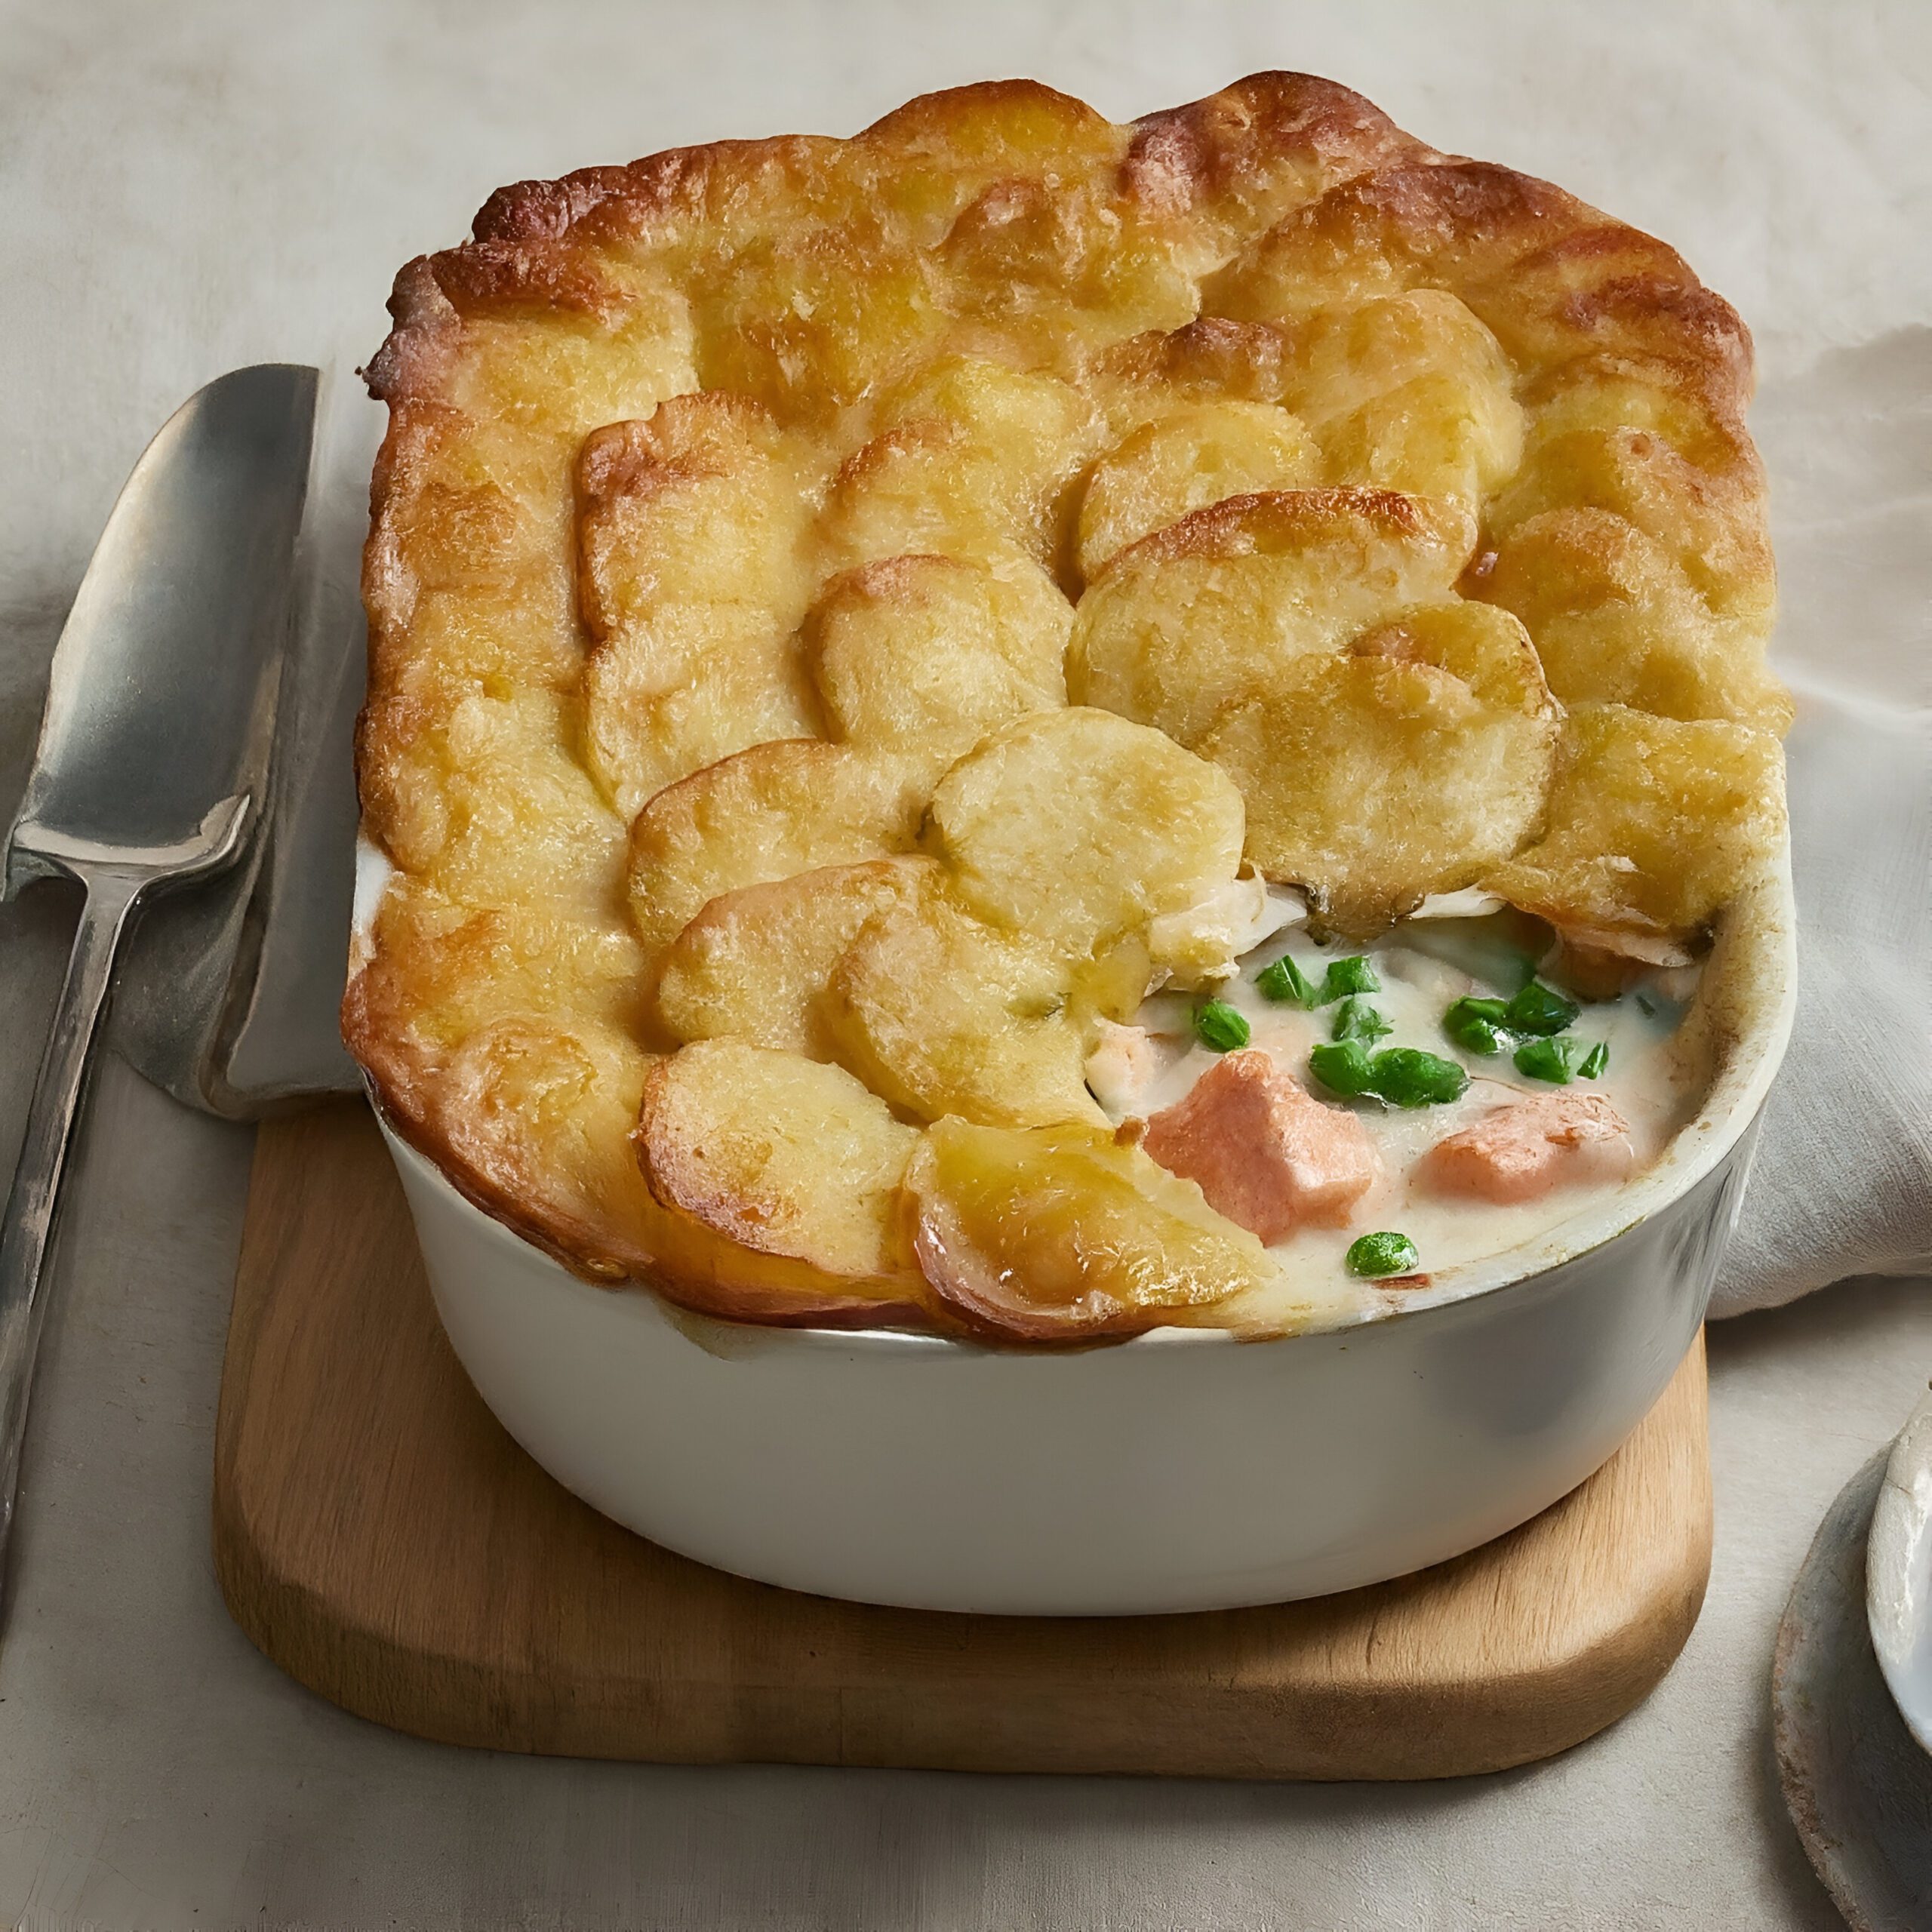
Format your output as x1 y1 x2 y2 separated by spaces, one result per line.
1090 913 1700 1333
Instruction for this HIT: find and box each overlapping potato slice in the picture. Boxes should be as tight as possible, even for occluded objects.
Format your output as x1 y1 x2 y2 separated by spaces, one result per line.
903 1119 1274 1340
635 1040 922 1300
926 706 1247 970
1481 508 1790 732
575 395 821 817
358 687 629 920
648 857 934 1056
1201 602 1558 934
822 355 1098 571
1075 399 1321 578
1282 291 1524 510
1484 703 1786 946
690 223 949 426
626 739 928 953
804 551 1070 770
1068 488 1474 749
823 878 1103 1129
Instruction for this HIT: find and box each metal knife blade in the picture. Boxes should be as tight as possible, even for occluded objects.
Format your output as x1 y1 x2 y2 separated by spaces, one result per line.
0 364 318 1617
5 364 318 887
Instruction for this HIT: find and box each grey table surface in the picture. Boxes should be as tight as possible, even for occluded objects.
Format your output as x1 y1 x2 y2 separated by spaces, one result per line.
2 2 1929 1927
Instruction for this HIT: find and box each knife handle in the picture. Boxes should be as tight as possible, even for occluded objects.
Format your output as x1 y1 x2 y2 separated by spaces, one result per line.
0 872 142 1595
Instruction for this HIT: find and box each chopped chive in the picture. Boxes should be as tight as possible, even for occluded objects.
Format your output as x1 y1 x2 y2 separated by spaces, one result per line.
1193 998 1251 1053
1443 995 1512 1055
1635 989 1659 1017
1514 1035 1584 1084
1309 1039 1375 1097
1504 980 1580 1037
1256 953 1318 1006
1365 1047 1469 1108
1331 996 1393 1045
1579 1041 1610 1080
1347 1230 1421 1278
1319 955 1380 1003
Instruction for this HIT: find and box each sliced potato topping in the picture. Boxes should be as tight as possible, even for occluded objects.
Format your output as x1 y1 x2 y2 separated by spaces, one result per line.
904 1118 1275 1340
1200 602 1558 933
804 550 1070 769
823 880 1104 1130
822 355 1098 571
1484 703 1786 943
1068 487 1475 749
1075 399 1322 579
926 706 1247 967
636 1040 919 1283
1481 507 1792 732
649 857 934 1057
626 739 928 954
575 397 823 817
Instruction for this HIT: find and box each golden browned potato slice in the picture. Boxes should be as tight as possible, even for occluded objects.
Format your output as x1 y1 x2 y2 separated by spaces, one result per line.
1484 703 1786 946
804 552 1070 769
575 397 821 817
636 1040 921 1297
823 881 1103 1129
626 740 928 954
925 706 1247 968
1199 601 1558 935
1283 291 1524 509
822 355 1098 571
903 1118 1273 1341
649 857 935 1057
359 688 629 921
1481 507 1792 733
1075 399 1321 579
1068 487 1475 749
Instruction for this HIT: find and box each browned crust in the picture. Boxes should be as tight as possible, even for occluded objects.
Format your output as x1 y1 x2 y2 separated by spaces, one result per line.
1095 484 1467 578
350 72 1777 1331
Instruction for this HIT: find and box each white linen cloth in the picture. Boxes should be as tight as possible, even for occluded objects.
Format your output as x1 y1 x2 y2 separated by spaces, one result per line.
1714 339 1932 1312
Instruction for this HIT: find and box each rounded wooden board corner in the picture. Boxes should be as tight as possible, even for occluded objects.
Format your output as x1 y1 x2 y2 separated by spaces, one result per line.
213 1101 1712 1780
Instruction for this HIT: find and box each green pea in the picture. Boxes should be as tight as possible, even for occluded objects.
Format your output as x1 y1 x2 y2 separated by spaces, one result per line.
1443 995 1511 1054
1514 1035 1583 1084
1309 1039 1374 1097
1193 998 1251 1053
1504 980 1580 1036
1319 955 1380 1003
1580 1041 1610 1080
1331 997 1393 1045
1347 1231 1421 1278
1366 1047 1469 1108
1256 953 1317 1006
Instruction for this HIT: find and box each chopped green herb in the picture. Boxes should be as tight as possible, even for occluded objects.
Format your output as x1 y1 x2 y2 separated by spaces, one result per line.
1365 1047 1469 1108
1504 980 1580 1037
1309 1039 1375 1097
1319 955 1380 1002
1256 952 1318 1006
1579 1041 1610 1080
1331 997 1393 1045
1443 995 1512 1055
1347 1230 1421 1278
1514 1035 1584 1084
1193 998 1251 1053
1634 989 1659 1017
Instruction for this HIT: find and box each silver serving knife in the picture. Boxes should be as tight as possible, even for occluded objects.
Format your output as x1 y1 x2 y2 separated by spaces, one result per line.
0 364 318 1593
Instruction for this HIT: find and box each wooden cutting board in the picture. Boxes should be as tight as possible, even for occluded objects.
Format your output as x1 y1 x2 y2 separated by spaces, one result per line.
213 1099 1712 1780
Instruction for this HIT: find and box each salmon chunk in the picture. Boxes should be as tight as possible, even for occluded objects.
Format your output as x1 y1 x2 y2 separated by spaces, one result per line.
1143 1049 1379 1242
1420 1091 1633 1205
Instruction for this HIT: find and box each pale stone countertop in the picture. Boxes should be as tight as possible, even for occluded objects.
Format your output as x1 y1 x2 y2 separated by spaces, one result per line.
2 3 1928 1925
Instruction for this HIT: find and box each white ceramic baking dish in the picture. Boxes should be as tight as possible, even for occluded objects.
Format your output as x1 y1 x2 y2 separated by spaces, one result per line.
365 854 1793 1616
